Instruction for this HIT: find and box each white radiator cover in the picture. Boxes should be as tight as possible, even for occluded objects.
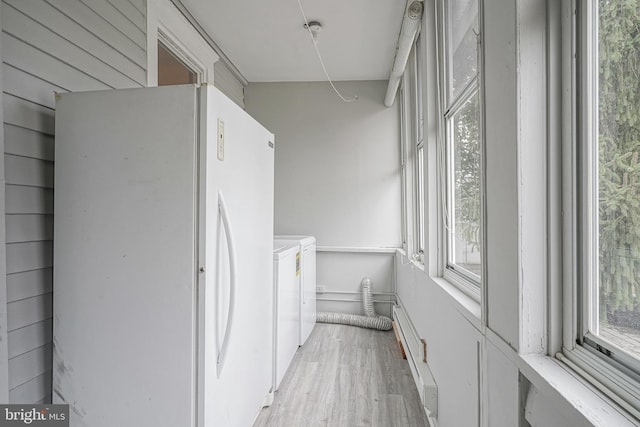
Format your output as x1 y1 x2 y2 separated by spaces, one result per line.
393 305 438 424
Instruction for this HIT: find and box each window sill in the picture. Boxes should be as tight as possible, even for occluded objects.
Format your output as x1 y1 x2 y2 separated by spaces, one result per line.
412 260 425 271
396 249 482 331
410 256 425 271
430 275 482 332
557 346 640 422
396 248 426 271
520 353 638 426
485 326 638 426
442 268 481 303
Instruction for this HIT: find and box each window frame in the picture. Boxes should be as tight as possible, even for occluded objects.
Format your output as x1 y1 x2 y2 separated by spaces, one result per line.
400 37 426 265
157 39 199 85
146 0 218 86
400 81 409 253
561 0 640 417
415 33 426 260
437 0 483 296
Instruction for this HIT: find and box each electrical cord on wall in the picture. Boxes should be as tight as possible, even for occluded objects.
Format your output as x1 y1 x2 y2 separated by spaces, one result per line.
296 0 358 103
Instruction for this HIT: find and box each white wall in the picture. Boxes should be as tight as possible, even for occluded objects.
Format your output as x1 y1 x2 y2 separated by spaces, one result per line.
214 61 244 108
396 258 482 426
0 1 9 404
317 250 396 317
245 81 401 247
245 81 401 316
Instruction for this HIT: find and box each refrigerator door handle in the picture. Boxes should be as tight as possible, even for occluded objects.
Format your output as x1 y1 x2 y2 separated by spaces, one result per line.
217 190 237 378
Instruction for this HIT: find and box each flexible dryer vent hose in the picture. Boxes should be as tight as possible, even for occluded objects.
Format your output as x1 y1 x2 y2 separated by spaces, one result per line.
317 277 392 331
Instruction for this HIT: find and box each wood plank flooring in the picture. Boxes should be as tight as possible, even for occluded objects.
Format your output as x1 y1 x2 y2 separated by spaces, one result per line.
253 323 429 427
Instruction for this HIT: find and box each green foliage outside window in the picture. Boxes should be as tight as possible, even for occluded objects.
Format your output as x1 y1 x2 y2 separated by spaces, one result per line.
454 95 481 253
598 0 640 322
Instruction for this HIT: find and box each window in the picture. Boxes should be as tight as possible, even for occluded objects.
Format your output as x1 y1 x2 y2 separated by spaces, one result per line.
400 83 409 252
158 41 198 86
565 0 640 414
400 37 425 263
587 0 640 363
415 34 426 258
440 0 482 287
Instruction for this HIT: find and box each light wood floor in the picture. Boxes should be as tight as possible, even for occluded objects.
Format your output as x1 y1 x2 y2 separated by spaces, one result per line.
253 323 429 427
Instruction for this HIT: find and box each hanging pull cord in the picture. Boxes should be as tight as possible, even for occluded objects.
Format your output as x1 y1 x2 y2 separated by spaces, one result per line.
296 0 358 103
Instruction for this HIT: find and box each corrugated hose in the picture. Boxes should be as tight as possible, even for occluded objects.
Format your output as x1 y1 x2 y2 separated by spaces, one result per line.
316 277 392 331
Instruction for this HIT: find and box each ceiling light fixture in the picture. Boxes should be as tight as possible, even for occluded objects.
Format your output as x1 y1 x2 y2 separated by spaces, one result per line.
303 20 322 39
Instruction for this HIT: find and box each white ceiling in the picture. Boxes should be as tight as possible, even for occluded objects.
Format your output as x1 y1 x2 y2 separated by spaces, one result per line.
179 0 406 82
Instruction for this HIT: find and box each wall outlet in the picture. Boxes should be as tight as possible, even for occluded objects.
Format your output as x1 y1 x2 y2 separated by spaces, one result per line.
316 286 325 294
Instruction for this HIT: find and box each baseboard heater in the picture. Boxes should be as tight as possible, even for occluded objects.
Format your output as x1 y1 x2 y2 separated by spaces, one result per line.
393 305 438 425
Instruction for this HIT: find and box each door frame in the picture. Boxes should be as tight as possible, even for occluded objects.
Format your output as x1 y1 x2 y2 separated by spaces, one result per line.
146 0 219 86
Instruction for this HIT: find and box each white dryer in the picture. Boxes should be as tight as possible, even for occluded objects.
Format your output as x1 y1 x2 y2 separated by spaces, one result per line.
275 235 317 345
272 242 301 389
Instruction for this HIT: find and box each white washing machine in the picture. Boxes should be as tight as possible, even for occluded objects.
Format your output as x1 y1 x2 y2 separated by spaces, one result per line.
274 235 317 346
272 242 300 390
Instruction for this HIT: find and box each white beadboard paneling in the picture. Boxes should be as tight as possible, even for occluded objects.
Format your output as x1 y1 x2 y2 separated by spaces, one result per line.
5 155 54 188
3 64 62 109
3 95 55 136
80 0 146 48
46 0 145 67
7 269 53 304
5 0 145 85
4 125 54 161
5 186 54 215
2 34 110 93
9 371 51 404
108 0 145 31
6 215 53 244
6 242 54 275
9 343 52 389
7 294 53 332
2 5 139 89
214 61 245 108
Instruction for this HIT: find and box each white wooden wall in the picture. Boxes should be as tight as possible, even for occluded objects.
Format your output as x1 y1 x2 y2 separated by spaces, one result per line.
1 0 146 404
214 61 244 108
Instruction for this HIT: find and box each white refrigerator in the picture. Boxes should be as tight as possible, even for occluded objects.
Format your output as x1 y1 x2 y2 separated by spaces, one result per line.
53 84 274 427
